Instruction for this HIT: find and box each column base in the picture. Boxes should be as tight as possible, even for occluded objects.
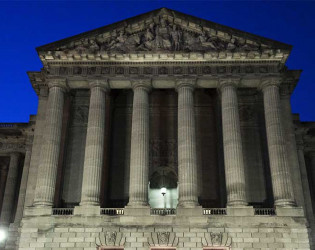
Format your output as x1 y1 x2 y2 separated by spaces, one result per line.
176 206 203 216
274 199 296 207
276 206 304 217
73 205 100 216
227 200 248 207
226 206 254 216
23 206 52 216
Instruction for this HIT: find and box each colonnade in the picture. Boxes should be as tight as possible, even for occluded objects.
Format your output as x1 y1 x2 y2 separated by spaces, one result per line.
31 76 297 209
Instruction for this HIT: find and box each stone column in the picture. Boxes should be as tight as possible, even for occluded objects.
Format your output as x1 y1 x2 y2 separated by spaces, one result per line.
0 165 8 212
262 77 295 207
220 78 247 206
24 88 48 208
80 80 108 206
127 80 151 207
308 151 315 196
33 80 67 207
176 79 199 208
14 139 32 223
0 153 20 226
280 87 305 208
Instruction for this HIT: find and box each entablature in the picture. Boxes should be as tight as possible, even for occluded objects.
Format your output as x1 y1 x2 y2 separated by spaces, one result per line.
28 62 300 96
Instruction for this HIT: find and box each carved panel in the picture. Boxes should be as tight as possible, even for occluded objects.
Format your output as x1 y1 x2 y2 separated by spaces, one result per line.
148 232 178 247
96 232 125 247
202 232 232 248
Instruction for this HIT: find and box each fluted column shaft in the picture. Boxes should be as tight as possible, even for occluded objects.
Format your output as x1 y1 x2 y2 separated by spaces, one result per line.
80 83 107 206
177 82 198 207
14 144 32 223
262 80 295 207
309 152 315 187
128 83 150 207
33 83 66 206
0 153 20 225
221 82 247 206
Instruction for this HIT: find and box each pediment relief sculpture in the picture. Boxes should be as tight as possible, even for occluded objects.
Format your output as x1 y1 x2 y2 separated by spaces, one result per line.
53 18 270 54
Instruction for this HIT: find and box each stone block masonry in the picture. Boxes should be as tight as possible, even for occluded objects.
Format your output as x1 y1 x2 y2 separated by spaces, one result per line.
15 213 311 250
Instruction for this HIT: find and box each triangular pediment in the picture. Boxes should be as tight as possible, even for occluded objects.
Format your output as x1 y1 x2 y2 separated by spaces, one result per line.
37 8 291 62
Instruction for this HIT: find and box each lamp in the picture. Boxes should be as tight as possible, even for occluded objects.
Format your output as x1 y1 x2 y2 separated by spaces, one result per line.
0 228 6 243
161 187 167 196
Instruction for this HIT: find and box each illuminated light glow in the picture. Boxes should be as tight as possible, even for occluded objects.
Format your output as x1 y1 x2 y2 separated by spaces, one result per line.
0 228 6 242
161 187 167 194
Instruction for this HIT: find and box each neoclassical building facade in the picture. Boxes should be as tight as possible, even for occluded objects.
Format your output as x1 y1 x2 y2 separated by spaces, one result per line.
1 7 315 250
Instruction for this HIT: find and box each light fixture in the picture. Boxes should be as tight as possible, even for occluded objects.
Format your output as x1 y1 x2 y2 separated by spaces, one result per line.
0 228 6 243
161 187 166 196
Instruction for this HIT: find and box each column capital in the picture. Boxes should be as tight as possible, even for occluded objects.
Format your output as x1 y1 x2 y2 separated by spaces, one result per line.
260 76 282 91
218 77 241 89
47 78 69 92
88 79 110 91
175 78 196 91
131 78 152 91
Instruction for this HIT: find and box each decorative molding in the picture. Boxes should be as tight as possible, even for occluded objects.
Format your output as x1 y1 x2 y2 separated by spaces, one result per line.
0 142 25 151
202 232 232 248
95 232 125 247
148 232 179 247
47 64 279 77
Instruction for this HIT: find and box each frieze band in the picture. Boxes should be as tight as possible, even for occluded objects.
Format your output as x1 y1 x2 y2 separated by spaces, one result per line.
48 64 277 77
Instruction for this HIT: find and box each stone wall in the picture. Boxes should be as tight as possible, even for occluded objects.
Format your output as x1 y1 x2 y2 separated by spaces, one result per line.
17 211 311 250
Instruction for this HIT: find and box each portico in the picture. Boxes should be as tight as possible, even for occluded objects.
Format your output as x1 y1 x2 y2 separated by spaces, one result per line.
1 7 312 250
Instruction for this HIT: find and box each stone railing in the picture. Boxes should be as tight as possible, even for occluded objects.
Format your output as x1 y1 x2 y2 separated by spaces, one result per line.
150 208 176 215
52 208 74 216
100 208 124 215
203 208 227 215
254 208 276 216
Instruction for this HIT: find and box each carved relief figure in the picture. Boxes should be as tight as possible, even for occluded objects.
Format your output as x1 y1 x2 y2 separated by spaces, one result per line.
55 17 267 53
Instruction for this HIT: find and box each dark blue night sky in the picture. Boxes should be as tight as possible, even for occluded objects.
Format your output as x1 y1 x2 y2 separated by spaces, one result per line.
1 1 314 122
